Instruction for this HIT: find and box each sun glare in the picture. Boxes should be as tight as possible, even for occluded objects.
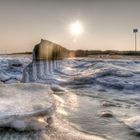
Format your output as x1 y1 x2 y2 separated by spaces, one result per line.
69 20 83 35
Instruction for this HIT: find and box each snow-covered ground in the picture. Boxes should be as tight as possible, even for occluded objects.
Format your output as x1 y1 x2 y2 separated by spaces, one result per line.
0 55 140 140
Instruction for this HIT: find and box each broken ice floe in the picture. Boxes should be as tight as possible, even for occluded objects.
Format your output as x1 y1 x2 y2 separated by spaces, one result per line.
0 56 31 83
0 83 55 131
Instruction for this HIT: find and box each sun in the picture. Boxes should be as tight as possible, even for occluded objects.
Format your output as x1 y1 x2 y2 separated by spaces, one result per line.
69 20 83 36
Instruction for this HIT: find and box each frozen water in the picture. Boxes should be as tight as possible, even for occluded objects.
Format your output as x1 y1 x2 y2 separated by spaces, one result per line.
0 56 140 139
22 57 140 91
0 55 31 83
0 83 55 131
124 116 140 133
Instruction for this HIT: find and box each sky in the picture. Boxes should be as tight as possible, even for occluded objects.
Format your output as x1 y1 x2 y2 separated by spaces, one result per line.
0 0 140 53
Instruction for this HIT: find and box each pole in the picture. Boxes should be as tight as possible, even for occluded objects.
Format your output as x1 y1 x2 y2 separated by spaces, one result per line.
135 32 137 52
133 28 138 52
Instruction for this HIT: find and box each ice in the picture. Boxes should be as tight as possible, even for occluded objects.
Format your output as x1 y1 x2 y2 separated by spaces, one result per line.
0 83 55 131
21 57 140 91
0 56 140 139
0 72 10 82
0 56 31 83
124 116 140 133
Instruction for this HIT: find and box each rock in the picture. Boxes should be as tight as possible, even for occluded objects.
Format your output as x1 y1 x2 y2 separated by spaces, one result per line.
102 101 116 107
46 117 53 126
100 111 113 117
51 85 65 92
22 39 69 83
33 39 69 61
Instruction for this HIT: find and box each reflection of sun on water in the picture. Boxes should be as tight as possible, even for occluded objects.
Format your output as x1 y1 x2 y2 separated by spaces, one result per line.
54 91 78 116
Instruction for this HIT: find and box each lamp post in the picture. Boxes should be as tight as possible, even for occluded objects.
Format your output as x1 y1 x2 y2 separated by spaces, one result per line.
133 28 138 52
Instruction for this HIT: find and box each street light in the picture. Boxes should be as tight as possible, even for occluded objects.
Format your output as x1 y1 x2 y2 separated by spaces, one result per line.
133 28 138 52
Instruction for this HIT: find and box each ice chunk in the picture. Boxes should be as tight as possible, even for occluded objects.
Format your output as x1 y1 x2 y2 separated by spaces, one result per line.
0 83 55 130
124 116 140 133
0 56 31 83
11 120 26 131
0 72 10 82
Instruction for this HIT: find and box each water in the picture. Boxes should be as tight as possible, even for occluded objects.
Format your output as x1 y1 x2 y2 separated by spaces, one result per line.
0 55 140 139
